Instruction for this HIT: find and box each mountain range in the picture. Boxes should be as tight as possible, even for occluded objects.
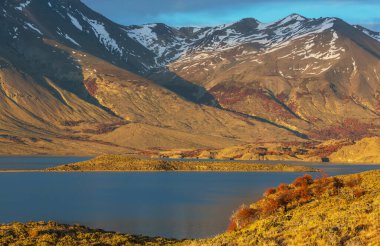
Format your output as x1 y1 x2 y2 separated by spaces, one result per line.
0 0 379 155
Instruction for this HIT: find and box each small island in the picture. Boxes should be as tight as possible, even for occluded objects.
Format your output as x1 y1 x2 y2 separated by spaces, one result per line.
45 154 317 172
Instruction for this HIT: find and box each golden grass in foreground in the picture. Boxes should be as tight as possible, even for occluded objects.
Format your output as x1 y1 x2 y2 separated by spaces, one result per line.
1 170 379 245
190 169 380 245
0 221 178 246
47 154 316 172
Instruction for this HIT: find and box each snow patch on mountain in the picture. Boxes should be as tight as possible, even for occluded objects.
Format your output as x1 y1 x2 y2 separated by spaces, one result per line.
24 23 43 35
126 24 158 48
81 15 122 55
67 13 83 31
15 0 31 11
64 34 80 46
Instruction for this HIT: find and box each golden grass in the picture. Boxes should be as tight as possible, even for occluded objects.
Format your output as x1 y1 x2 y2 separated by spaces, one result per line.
47 154 316 172
191 169 380 245
0 221 178 246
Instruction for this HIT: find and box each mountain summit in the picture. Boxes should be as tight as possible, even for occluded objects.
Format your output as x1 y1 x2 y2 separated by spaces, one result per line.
0 1 379 154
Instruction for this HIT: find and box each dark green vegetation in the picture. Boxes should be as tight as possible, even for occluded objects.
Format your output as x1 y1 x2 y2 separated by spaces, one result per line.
47 155 317 172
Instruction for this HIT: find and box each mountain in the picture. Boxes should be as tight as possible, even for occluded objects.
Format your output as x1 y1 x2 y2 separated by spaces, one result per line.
133 14 380 139
0 1 379 155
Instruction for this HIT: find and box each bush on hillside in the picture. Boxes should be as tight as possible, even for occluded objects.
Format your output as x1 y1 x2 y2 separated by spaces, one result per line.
227 173 365 232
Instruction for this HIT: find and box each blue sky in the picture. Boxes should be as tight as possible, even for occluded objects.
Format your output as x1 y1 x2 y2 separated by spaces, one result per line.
82 0 380 31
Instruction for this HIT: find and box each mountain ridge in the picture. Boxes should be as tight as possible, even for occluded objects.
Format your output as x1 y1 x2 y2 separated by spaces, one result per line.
0 0 379 154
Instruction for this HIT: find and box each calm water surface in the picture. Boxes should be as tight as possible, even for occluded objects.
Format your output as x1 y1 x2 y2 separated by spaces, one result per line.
0 156 90 170
0 157 378 239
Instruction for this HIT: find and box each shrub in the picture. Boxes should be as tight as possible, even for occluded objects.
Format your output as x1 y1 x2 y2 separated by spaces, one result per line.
293 185 311 204
292 174 313 187
227 173 368 232
345 175 362 188
228 205 260 231
277 183 289 192
259 198 280 216
353 188 366 198
263 188 276 197
28 228 39 238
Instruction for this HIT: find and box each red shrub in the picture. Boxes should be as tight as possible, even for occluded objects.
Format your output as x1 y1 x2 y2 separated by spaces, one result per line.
226 221 238 232
226 173 367 232
292 174 313 187
83 78 98 96
263 188 276 197
353 188 366 198
259 198 280 216
277 183 289 192
229 205 259 231
293 185 311 204
276 190 293 209
345 175 362 188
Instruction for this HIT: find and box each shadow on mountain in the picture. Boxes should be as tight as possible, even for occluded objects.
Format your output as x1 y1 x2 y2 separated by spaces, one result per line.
0 31 120 119
146 67 221 107
224 108 309 139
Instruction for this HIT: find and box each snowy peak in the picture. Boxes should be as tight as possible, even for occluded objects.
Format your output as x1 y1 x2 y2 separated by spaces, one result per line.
353 25 380 42
1 0 157 73
124 15 345 65
275 14 307 26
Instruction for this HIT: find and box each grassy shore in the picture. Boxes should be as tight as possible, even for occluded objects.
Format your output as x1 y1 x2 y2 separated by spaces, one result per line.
190 169 380 245
2 169 379 245
0 221 179 245
45 154 317 172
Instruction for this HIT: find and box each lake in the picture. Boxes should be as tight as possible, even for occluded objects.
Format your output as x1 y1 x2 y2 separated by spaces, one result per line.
0 157 378 239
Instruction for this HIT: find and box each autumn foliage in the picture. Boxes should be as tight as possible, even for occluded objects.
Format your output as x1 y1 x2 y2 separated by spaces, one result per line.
227 174 364 232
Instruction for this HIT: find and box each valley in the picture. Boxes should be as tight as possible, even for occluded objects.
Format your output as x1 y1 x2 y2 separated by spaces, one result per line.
0 0 379 245
0 0 379 155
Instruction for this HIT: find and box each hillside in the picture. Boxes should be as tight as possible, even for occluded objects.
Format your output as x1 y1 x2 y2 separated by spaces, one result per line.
161 137 380 164
192 169 380 245
2 169 379 245
46 155 316 172
0 221 178 245
329 137 380 163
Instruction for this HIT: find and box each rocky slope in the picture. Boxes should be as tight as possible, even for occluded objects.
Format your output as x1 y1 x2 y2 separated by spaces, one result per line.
329 137 380 163
0 0 379 154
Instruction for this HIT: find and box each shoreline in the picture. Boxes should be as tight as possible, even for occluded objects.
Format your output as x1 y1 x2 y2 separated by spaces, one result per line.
0 169 319 173
1 155 379 165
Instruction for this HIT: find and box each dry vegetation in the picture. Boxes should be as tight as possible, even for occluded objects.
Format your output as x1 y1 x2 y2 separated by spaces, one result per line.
192 169 380 245
0 221 178 246
169 137 380 164
47 155 316 172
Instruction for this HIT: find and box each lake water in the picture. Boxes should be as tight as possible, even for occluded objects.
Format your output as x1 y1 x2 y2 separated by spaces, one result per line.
0 157 378 239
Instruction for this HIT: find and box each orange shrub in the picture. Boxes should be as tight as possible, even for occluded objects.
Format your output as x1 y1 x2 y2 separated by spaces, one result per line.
345 175 362 188
227 173 367 232
353 188 366 198
277 183 289 192
292 174 313 187
226 221 237 232
259 198 280 216
229 205 259 231
263 188 276 197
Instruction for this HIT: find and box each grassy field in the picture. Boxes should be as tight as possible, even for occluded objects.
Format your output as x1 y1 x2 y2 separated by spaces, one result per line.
190 169 380 245
0 221 178 246
2 169 379 245
46 154 317 172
